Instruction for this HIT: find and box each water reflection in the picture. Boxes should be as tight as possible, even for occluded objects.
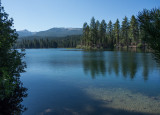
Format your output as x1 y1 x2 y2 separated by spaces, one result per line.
0 50 28 114
83 50 157 80
152 52 160 67
21 49 160 115
83 52 106 79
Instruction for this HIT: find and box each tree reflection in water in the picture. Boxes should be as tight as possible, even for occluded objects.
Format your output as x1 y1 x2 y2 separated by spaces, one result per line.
152 51 160 67
83 50 156 80
83 51 106 79
0 50 28 115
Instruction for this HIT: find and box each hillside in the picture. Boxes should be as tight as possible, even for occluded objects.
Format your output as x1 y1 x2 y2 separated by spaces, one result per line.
17 29 36 37
17 27 82 38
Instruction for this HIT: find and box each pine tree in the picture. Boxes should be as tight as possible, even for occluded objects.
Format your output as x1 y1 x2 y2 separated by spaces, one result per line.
138 8 160 53
129 15 139 46
95 20 100 45
113 19 120 46
89 17 96 46
138 8 160 62
82 22 88 46
82 22 90 46
99 20 107 47
121 16 130 47
107 20 114 48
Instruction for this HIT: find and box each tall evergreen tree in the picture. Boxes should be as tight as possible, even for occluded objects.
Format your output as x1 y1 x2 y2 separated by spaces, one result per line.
89 17 97 46
138 8 160 52
129 15 139 46
113 19 120 46
82 22 90 46
99 20 107 47
82 22 88 46
138 8 160 62
107 20 114 48
95 20 100 45
121 16 130 47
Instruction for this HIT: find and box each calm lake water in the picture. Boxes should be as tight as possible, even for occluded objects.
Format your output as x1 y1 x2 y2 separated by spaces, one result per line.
21 49 160 115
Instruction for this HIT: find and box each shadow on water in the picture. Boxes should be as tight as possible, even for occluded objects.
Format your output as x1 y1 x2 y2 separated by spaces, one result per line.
34 80 153 115
83 49 158 80
0 50 28 115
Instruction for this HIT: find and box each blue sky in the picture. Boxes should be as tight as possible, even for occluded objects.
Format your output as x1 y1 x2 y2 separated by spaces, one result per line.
2 0 160 32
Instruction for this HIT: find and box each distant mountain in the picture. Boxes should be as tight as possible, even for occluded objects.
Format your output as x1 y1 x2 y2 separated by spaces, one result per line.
17 28 82 38
17 29 36 37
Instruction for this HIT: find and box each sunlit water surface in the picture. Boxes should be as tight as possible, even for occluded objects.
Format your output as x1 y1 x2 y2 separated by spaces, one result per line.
21 49 160 115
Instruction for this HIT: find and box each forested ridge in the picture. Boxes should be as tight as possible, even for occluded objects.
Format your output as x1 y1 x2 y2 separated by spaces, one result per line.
16 35 81 48
16 8 160 56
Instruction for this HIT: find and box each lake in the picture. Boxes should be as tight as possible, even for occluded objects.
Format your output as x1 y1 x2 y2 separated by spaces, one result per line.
21 49 160 115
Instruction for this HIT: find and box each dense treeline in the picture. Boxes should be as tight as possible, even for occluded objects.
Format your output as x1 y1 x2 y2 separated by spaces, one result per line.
16 8 160 53
16 35 81 48
81 8 160 51
81 15 143 49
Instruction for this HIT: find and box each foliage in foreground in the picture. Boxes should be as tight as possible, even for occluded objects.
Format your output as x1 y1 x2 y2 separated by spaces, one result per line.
138 8 160 53
0 3 27 114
